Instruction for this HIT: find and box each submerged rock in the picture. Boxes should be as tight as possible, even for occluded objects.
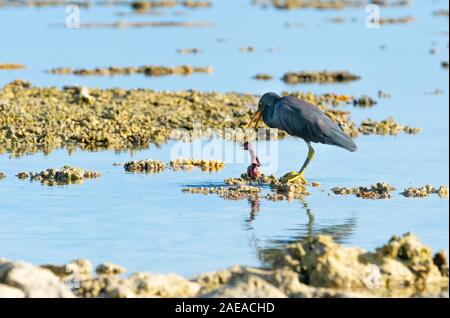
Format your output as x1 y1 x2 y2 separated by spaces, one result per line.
0 172 5 180
433 9 449 17
239 46 256 52
176 48 203 54
124 159 167 173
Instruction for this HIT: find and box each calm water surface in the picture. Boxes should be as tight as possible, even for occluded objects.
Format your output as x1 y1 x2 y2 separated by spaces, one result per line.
0 0 448 276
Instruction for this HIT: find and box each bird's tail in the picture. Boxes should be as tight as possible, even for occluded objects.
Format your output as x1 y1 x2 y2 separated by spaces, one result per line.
329 128 357 152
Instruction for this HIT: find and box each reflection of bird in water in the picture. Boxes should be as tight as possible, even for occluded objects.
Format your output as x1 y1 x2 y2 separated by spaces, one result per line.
245 199 357 268
246 199 261 225
247 92 357 184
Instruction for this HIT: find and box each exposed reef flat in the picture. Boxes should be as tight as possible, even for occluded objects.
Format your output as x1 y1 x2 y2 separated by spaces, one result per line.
46 65 213 77
0 233 447 298
0 81 421 156
282 70 361 84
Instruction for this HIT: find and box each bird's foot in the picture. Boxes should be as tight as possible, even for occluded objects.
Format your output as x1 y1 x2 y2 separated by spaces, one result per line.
281 171 307 185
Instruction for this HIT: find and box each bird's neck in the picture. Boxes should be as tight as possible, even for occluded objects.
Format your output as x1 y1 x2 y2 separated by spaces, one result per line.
262 103 281 129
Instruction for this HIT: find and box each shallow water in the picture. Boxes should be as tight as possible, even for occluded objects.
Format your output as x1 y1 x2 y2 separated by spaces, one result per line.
0 1 449 277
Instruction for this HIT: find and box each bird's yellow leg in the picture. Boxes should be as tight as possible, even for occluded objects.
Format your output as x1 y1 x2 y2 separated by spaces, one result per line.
281 142 315 184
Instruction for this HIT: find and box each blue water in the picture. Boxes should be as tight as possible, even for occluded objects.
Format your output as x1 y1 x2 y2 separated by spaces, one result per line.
0 0 448 277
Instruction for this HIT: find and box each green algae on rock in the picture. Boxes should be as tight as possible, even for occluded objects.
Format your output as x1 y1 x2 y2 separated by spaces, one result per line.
433 9 449 17
282 70 361 84
16 165 101 186
124 159 167 173
46 65 213 77
331 182 396 199
401 185 448 198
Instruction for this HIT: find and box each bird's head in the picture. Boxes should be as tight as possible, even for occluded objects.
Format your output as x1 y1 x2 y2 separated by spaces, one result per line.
246 92 280 129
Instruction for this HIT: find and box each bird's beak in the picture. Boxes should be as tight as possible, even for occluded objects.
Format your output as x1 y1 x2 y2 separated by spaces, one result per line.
246 110 262 129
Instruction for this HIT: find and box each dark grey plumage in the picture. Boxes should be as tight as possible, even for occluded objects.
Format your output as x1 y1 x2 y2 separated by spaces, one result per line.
258 92 357 152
